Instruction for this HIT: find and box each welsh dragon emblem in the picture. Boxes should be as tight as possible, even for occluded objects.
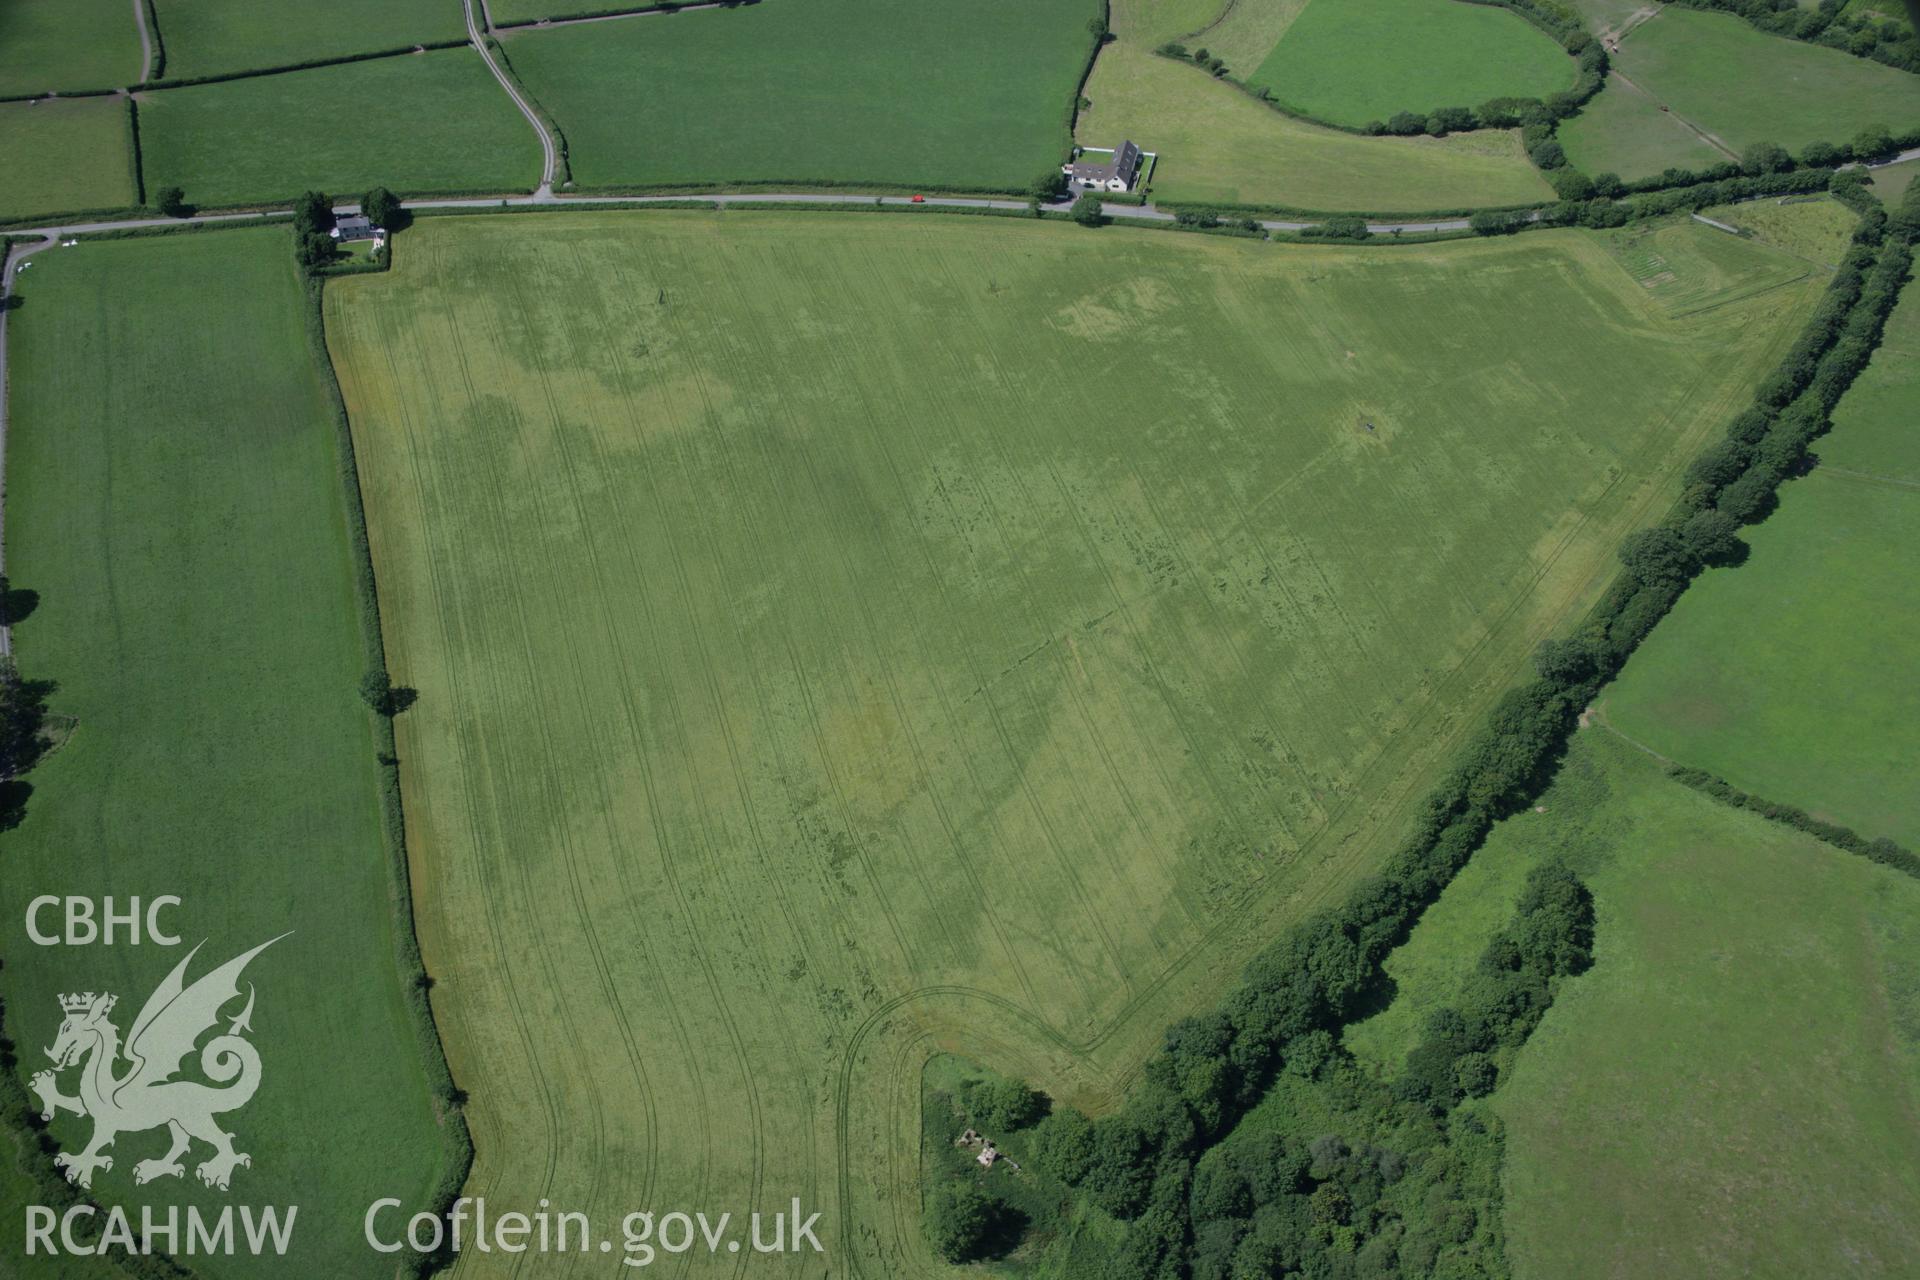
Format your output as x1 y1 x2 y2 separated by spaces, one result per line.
29 936 285 1192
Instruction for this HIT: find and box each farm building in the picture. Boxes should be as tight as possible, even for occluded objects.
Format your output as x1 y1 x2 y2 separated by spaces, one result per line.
332 215 379 242
1064 139 1143 192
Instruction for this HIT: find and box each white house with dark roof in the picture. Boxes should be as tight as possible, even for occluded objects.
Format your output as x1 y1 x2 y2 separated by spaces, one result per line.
331 215 380 242
1063 139 1144 193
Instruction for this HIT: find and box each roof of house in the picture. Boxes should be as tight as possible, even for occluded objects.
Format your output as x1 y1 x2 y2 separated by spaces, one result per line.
334 215 377 239
1066 139 1143 187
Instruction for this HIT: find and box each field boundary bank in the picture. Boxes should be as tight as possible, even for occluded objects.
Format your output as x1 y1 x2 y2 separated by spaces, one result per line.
491 0 761 32
302 276 476 1277
0 41 476 105
1665 763 1920 878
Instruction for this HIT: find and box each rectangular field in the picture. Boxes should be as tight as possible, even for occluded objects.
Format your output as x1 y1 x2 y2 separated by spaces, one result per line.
0 98 137 223
0 229 456 1276
0 0 142 95
1602 276 1920 846
502 0 1099 191
134 49 540 207
150 0 467 79
325 210 1820 1273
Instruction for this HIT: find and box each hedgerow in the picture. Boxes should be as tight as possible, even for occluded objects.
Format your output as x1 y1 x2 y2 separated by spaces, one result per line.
1667 767 1920 878
302 271 476 1275
139 41 470 93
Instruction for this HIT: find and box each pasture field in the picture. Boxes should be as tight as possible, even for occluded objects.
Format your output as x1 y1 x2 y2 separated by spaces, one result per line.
325 209 1820 1274
1557 72 1733 183
1243 0 1576 127
1602 9 1919 157
1488 734 1920 1279
151 0 466 79
0 229 456 1277
1603 276 1920 846
0 0 141 95
1127 0 1234 46
1076 19 1555 211
1871 156 1920 202
135 49 539 207
1179 0 1313 73
1694 194 1857 267
0 98 137 222
503 0 1099 191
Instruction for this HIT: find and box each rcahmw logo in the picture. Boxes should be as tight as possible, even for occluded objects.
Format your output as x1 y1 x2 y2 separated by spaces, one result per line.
21 934 300 1259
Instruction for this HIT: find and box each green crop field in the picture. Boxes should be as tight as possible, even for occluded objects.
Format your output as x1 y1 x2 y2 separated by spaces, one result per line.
152 0 467 80
1489 734 1920 1279
1242 0 1576 128
0 228 457 1277
0 0 141 95
1078 3 1555 211
1558 72 1733 183
0 98 138 223
135 49 539 208
1598 9 1919 158
503 0 1098 192
1602 276 1920 846
323 208 1818 1273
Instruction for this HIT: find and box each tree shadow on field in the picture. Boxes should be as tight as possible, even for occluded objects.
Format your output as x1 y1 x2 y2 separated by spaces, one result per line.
1 582 39 625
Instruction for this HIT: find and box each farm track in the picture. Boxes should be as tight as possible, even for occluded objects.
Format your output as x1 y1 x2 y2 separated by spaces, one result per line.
462 0 558 196
131 0 152 84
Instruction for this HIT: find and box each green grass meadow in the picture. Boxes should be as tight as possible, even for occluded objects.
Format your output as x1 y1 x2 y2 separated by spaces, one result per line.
1601 9 1919 158
1603 275 1920 846
0 0 142 95
1182 0 1313 73
1558 72 1733 183
0 228 457 1278
503 0 1099 191
151 0 467 79
1245 0 1576 127
0 98 138 223
323 209 1818 1274
135 49 540 207
1488 735 1920 1279
1871 156 1920 203
1079 1 1555 211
